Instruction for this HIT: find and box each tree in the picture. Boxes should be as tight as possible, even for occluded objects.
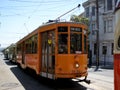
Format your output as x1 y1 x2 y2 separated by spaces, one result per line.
70 15 90 35
70 15 89 26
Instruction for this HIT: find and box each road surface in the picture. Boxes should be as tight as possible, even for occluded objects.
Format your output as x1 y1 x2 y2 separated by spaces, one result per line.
0 54 114 90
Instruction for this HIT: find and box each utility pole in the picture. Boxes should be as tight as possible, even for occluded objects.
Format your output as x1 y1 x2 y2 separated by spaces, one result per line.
95 0 99 70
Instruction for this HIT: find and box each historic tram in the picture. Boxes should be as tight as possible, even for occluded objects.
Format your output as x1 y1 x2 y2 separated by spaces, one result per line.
2 44 16 62
114 0 120 90
16 21 88 80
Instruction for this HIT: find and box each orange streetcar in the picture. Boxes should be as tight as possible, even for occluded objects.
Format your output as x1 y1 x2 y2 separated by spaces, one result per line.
16 21 88 80
114 0 120 90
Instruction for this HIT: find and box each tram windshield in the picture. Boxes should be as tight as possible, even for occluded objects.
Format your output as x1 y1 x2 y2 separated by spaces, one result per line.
58 26 84 54
58 27 68 54
70 27 82 54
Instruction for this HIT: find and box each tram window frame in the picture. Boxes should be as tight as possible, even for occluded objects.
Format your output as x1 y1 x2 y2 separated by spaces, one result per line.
31 35 38 54
25 34 38 54
25 40 29 54
58 26 68 54
70 27 82 54
17 44 22 54
58 33 68 54
58 27 68 32
70 27 82 32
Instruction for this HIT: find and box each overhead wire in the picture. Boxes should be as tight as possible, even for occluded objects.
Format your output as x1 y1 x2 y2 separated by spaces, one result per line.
1 0 76 17
1 0 81 38
9 0 68 3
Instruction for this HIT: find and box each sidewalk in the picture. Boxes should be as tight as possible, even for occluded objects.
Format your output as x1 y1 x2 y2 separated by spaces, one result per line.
88 65 113 70
0 55 25 90
80 66 114 90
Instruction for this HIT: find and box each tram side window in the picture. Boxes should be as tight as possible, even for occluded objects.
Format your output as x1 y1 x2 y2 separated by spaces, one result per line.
17 44 22 54
25 41 29 54
25 34 38 54
25 39 31 54
58 34 68 54
31 35 38 53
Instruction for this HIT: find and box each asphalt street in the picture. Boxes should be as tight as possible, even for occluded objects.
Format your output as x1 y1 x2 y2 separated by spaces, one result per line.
0 53 114 90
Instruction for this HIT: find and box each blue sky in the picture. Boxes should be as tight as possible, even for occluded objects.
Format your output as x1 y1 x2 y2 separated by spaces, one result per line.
0 0 87 48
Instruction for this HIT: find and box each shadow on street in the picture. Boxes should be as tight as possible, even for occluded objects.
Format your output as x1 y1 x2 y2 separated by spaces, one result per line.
5 60 87 90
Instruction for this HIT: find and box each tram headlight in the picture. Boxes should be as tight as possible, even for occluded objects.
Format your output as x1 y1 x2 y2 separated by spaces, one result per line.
75 63 79 68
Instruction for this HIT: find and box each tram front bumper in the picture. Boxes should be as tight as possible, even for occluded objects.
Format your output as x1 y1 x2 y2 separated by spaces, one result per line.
55 71 88 79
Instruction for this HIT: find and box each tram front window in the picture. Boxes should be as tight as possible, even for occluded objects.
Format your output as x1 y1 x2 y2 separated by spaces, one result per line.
58 34 68 54
70 27 82 54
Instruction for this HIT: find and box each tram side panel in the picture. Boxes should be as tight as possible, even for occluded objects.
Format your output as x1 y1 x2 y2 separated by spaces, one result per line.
16 34 40 74
56 54 88 78
114 6 120 90
114 54 120 90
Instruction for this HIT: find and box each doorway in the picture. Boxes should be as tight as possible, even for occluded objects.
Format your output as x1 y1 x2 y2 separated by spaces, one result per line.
41 30 55 74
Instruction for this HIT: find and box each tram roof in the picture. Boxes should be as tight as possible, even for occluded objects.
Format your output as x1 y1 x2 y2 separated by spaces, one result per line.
16 21 87 44
40 21 86 27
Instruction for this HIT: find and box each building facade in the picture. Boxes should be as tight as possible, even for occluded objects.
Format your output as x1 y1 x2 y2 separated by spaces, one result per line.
82 0 117 66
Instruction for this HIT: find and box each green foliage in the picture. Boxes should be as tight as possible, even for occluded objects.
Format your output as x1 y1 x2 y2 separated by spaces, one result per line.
70 15 90 35
70 15 89 26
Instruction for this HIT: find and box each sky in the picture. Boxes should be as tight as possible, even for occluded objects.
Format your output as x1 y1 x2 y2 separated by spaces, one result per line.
0 0 87 48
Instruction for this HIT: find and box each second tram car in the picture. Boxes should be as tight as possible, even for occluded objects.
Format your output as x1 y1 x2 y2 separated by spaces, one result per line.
114 0 120 90
16 22 88 80
2 44 16 62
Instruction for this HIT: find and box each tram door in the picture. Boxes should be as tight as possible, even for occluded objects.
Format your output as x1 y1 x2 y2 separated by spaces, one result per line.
41 30 55 77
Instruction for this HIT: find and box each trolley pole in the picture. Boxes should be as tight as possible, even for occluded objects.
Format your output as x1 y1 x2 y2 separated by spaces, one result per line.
56 4 81 20
95 0 99 71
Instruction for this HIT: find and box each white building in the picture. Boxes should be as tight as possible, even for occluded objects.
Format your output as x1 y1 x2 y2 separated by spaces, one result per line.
82 0 117 66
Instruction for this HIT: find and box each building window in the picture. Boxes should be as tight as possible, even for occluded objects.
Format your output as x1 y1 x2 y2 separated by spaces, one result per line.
107 19 113 33
107 0 112 10
104 19 113 33
115 0 117 5
92 6 95 16
94 43 97 55
85 7 89 17
104 20 107 33
92 23 96 35
102 46 107 55
111 43 114 55
92 23 95 30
